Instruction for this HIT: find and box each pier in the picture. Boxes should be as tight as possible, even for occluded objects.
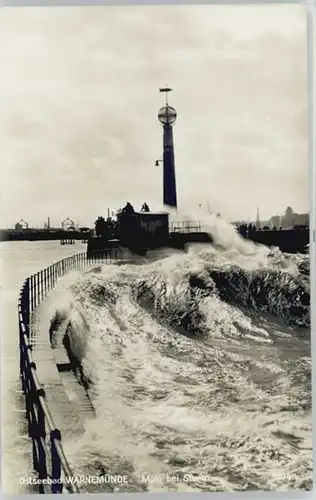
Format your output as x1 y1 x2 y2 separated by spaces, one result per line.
243 226 309 253
87 212 308 257
1 228 91 242
18 250 123 493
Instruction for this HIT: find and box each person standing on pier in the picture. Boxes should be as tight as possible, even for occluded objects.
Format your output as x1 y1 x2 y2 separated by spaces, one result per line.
141 202 150 212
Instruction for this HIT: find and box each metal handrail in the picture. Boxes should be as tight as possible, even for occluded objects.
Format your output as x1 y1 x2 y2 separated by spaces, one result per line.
18 249 123 493
169 221 202 233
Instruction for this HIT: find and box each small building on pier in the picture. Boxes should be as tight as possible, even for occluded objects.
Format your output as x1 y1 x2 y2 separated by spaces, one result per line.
116 211 169 251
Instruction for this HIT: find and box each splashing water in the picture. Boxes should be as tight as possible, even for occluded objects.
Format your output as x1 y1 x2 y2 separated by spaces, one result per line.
43 215 311 493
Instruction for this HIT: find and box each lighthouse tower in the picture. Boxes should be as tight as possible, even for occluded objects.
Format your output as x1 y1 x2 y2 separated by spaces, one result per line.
157 86 177 208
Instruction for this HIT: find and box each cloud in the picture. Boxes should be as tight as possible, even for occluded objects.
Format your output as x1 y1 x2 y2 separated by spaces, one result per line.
0 4 308 227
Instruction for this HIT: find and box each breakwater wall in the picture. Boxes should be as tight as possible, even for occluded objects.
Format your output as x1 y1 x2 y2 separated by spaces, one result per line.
18 250 122 493
2 229 91 242
248 227 309 253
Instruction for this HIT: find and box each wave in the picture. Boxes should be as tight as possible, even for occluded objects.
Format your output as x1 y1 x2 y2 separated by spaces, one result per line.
35 213 311 492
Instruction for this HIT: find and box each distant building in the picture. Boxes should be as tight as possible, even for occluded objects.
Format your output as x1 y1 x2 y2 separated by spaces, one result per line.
268 208 308 229
234 207 308 231
282 206 294 229
282 207 308 229
61 217 75 230
270 215 281 228
15 218 28 231
293 213 309 226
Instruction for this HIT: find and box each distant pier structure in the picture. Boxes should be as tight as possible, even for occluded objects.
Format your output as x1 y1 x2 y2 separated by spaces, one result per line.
15 218 28 231
157 86 177 208
61 217 75 231
60 217 76 245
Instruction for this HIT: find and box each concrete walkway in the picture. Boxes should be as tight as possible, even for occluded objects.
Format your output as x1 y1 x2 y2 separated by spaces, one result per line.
30 317 95 442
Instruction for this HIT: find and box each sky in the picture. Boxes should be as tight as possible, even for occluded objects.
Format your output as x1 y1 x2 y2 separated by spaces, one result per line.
0 3 309 228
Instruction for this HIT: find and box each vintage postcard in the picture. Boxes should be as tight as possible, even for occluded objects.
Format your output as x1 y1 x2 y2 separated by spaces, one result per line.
0 2 312 495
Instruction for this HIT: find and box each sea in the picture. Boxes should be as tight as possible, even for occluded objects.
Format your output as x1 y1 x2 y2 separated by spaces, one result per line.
0 215 312 493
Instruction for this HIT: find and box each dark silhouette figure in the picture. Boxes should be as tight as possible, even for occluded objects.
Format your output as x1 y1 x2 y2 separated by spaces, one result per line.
94 216 107 237
237 223 247 238
141 202 150 212
94 216 117 239
248 223 256 237
105 217 116 238
122 202 135 214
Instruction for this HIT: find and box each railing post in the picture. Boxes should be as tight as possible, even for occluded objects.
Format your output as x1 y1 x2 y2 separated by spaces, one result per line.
36 273 39 306
37 273 40 305
34 274 38 309
34 273 38 308
19 318 23 385
36 391 48 490
36 273 39 304
30 276 34 313
36 273 39 305
24 279 30 333
19 322 26 393
26 373 38 470
50 429 63 493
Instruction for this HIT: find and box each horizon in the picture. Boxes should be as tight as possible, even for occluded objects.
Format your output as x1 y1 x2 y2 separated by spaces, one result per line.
0 204 309 230
0 4 309 228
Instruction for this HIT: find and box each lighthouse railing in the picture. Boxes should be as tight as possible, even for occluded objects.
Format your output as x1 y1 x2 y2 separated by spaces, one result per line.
169 221 202 233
